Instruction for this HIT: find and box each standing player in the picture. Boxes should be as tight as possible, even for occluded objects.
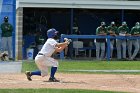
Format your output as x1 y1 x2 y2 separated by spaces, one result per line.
25 28 71 82
116 21 130 60
96 22 107 60
0 16 13 60
128 22 140 60
107 21 117 58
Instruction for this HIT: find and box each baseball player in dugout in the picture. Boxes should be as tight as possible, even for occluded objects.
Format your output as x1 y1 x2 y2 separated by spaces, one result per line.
107 21 117 58
35 31 45 51
25 28 71 82
116 21 130 60
0 16 13 60
96 22 107 60
128 22 140 60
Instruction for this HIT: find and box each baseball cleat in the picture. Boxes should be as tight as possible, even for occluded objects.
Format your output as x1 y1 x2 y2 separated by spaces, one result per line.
25 71 32 81
48 77 60 82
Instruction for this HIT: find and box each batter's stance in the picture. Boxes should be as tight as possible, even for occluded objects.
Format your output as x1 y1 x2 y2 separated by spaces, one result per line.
25 28 71 82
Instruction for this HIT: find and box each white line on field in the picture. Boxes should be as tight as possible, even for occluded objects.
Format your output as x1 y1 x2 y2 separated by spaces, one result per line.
65 70 140 73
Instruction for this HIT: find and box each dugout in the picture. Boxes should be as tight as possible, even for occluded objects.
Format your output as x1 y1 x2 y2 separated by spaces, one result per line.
22 8 140 59
16 0 140 60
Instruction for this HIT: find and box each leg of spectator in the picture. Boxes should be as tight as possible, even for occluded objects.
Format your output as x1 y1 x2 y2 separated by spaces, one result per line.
100 42 105 60
1 37 7 52
7 37 12 58
64 46 68 57
116 39 122 59
127 40 132 59
110 40 114 58
131 40 139 59
96 42 100 60
122 40 126 59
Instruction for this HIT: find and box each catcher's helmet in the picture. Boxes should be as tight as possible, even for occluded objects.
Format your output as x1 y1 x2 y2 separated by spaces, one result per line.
47 28 58 38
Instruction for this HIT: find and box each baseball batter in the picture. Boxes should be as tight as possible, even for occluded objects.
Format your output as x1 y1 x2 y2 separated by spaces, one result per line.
25 28 71 82
128 22 140 60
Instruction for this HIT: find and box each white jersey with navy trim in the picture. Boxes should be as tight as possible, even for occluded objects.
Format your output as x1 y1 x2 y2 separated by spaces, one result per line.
39 38 58 57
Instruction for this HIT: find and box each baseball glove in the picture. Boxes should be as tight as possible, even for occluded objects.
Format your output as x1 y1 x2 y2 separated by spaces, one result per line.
64 38 72 45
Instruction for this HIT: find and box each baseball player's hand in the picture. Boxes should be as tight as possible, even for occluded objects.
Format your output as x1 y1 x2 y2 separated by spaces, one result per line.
64 38 72 45
126 33 131 36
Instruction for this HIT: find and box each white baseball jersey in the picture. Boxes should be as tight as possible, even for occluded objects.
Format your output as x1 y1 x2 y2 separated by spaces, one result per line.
39 38 58 57
35 38 59 77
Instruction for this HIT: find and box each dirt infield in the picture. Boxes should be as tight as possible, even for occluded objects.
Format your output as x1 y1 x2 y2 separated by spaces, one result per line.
0 73 140 93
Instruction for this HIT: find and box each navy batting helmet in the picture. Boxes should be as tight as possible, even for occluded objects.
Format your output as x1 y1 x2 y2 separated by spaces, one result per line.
47 28 58 38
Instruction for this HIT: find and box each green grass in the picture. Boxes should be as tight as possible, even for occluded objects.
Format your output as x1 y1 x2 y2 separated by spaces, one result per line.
20 60 134 93
22 60 140 74
0 88 127 93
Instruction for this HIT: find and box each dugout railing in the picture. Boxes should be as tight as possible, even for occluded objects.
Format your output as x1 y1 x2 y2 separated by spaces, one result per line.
60 34 140 60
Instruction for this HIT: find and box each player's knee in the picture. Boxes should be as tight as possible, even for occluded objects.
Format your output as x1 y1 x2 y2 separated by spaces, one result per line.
53 61 59 67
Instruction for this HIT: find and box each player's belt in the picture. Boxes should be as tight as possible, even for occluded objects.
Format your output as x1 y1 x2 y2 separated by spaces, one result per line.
38 53 44 55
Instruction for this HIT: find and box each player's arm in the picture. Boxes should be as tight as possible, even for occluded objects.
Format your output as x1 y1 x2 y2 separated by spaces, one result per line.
96 27 106 36
132 28 140 36
116 27 120 35
55 41 69 53
130 27 134 36
1 24 4 31
125 27 131 36
107 26 113 34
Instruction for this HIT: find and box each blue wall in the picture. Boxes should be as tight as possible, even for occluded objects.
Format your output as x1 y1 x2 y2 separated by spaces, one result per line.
0 0 16 59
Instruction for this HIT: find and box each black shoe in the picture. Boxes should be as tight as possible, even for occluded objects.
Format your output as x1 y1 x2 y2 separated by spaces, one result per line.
25 71 32 81
48 77 60 82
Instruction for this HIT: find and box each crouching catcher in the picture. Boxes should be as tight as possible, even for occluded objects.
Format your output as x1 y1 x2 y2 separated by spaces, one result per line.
25 28 71 82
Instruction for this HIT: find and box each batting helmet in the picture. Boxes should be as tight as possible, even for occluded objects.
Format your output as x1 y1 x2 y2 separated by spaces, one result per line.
47 28 58 38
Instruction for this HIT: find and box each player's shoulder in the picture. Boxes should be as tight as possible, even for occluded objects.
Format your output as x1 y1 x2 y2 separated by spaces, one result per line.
132 26 135 28
97 26 102 29
47 38 58 43
107 25 111 28
96 26 100 29
118 26 123 29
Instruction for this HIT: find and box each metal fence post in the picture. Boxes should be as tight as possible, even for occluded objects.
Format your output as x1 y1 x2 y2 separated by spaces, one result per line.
107 35 111 61
60 34 64 59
